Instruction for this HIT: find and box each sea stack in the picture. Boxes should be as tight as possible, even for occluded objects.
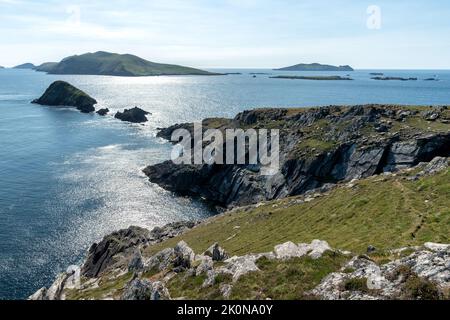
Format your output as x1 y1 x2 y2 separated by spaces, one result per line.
115 107 150 123
32 81 97 113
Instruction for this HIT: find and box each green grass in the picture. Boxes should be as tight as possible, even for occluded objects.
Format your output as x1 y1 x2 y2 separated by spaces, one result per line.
45 51 217 77
166 252 348 300
65 273 133 300
229 252 348 300
144 169 450 258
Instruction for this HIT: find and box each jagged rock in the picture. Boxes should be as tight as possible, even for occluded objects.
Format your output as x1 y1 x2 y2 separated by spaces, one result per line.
122 278 170 300
308 240 332 259
309 244 450 300
220 284 233 298
81 222 197 278
28 287 48 300
204 243 229 261
195 255 214 276
96 108 109 116
173 241 195 271
128 250 144 273
32 81 97 113
420 157 448 176
144 248 175 273
424 242 449 252
422 110 440 121
115 107 150 123
218 254 267 282
202 269 217 287
81 226 152 278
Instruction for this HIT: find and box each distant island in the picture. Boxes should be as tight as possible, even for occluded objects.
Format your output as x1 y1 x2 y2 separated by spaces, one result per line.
0 66 4 69
34 62 58 73
270 75 353 81
13 63 36 69
372 76 418 81
32 51 219 77
275 63 354 72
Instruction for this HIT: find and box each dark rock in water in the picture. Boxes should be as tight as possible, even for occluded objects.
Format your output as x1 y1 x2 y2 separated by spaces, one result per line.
81 222 198 278
115 107 150 123
96 108 109 116
32 81 97 113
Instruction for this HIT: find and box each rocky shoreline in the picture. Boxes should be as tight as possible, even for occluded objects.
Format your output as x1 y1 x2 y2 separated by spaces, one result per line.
28 104 450 300
145 104 450 208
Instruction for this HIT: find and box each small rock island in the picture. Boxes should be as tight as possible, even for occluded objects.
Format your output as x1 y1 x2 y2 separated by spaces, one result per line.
32 81 97 113
115 107 150 123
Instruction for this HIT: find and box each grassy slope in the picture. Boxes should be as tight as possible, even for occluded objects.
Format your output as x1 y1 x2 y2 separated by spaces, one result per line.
145 168 449 258
48 52 216 76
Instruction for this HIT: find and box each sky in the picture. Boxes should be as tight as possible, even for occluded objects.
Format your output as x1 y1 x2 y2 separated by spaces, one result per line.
1 0 450 69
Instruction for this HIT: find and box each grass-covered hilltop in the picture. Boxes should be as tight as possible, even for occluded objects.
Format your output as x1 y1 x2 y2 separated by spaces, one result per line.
34 51 219 77
31 105 449 301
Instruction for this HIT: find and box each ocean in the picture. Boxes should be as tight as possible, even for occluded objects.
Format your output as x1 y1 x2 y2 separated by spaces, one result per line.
0 68 449 299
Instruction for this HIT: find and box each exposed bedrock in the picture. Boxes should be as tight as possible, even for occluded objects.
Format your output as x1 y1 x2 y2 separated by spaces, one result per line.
144 105 450 208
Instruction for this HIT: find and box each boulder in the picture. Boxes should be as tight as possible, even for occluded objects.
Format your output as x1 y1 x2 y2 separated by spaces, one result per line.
32 81 97 113
204 243 229 261
173 241 195 271
128 250 144 273
274 241 308 259
115 107 150 123
81 226 152 278
122 278 170 300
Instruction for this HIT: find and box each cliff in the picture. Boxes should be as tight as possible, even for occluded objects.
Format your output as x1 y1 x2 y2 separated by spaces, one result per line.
32 81 97 113
145 105 450 208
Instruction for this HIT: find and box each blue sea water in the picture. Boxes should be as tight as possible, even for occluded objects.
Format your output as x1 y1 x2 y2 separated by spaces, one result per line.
0 68 449 299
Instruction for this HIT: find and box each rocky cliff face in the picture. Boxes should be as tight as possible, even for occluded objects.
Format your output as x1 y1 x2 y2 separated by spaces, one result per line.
32 81 97 113
145 105 450 208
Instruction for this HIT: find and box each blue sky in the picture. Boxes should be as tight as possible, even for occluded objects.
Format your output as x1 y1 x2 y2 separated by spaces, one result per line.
1 0 450 69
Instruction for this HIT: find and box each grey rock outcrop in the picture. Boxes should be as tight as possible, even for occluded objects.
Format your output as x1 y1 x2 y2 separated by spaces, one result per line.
309 244 450 300
204 243 229 261
122 278 170 300
145 105 450 208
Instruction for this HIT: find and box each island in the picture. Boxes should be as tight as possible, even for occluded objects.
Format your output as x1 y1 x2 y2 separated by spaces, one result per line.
115 107 150 123
32 81 97 113
275 63 354 72
0 66 4 69
35 51 220 77
270 75 353 81
372 76 418 81
13 63 36 69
